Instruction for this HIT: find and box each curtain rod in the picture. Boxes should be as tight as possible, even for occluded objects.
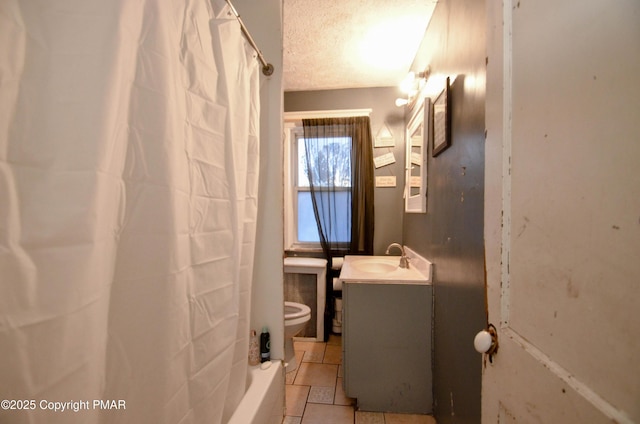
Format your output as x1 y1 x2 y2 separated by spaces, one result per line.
225 0 275 76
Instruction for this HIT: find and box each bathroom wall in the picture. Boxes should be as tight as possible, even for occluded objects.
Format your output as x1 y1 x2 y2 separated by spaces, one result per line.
403 0 486 423
233 0 285 360
284 87 405 255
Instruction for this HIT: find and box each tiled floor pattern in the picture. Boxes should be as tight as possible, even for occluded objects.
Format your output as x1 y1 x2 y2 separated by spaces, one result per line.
283 335 436 424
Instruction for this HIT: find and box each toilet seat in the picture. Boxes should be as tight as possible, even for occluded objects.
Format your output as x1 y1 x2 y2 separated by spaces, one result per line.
283 301 312 372
284 301 311 320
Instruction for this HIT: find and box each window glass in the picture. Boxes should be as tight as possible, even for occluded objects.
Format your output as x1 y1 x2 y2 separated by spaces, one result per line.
297 137 352 187
297 191 351 242
295 135 352 244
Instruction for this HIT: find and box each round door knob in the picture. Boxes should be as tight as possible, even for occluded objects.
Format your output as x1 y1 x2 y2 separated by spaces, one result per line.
474 330 493 353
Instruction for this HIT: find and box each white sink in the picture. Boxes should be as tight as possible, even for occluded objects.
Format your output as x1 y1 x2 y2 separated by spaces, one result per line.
339 254 431 284
350 258 399 274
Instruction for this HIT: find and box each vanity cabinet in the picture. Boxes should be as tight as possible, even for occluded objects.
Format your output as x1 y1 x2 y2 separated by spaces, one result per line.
342 281 433 414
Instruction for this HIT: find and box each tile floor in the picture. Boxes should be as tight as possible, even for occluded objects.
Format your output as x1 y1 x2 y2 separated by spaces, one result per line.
283 334 436 424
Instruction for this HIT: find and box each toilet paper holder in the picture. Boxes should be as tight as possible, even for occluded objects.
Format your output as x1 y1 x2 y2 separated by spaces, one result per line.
474 323 499 363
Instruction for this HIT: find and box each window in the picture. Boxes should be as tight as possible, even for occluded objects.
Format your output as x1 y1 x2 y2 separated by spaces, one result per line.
284 110 373 252
295 133 352 244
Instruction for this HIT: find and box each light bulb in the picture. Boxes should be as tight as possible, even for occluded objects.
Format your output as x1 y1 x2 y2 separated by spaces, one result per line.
400 72 416 94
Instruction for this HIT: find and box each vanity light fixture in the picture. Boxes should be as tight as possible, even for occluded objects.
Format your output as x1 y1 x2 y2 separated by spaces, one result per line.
395 66 431 107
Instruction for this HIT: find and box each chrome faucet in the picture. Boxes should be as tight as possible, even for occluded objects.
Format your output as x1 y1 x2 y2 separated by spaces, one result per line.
385 243 410 269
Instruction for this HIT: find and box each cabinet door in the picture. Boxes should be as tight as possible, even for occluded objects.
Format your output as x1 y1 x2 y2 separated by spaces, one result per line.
343 283 432 413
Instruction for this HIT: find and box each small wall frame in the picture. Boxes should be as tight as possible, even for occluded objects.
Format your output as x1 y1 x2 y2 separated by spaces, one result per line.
432 77 451 157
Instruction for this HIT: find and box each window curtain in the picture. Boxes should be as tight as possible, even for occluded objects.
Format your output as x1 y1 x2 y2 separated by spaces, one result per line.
302 116 374 339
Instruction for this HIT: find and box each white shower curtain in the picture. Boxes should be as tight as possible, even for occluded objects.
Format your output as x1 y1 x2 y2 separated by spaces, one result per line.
0 0 260 423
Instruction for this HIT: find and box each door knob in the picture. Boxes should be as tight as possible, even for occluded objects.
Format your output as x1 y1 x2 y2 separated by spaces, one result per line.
474 323 498 362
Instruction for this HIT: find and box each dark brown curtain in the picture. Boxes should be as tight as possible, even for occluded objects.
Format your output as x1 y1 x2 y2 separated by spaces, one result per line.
302 116 375 338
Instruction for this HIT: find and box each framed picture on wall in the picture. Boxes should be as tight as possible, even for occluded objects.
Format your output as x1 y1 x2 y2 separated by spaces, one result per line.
432 77 451 157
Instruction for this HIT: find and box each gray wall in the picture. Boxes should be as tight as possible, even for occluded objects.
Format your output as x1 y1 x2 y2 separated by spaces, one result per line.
285 87 405 255
405 0 486 423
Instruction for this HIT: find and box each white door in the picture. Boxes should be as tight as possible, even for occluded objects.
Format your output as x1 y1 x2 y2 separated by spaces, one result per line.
483 1 640 422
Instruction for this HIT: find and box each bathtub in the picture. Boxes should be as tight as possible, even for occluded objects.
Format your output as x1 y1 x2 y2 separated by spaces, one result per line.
226 361 284 424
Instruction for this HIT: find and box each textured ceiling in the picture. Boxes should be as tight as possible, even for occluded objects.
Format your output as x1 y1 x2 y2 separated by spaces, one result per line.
283 0 437 92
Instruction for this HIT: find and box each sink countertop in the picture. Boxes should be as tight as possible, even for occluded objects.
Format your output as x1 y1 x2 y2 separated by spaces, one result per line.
339 254 432 285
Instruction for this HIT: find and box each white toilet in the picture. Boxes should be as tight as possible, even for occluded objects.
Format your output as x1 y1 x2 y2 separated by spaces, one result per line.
284 301 311 372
